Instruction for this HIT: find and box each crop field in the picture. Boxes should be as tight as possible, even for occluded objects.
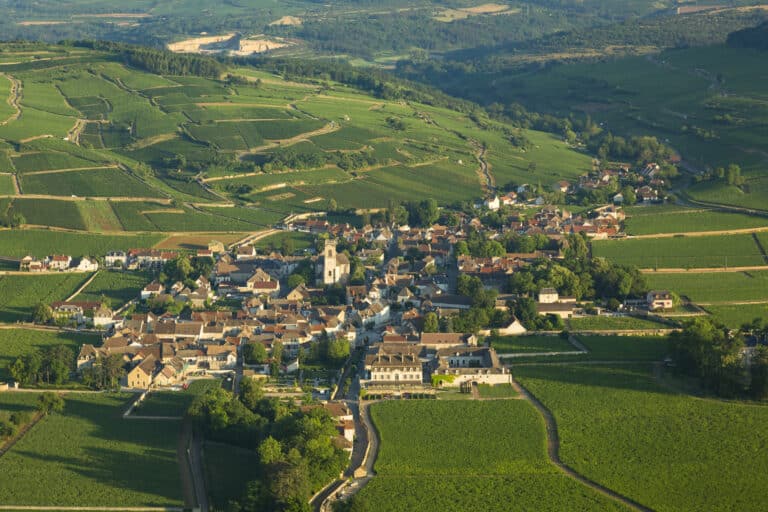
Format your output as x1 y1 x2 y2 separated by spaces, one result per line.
75 270 152 308
0 393 183 507
349 400 624 511
213 168 350 192
476 383 518 398
251 231 314 252
706 304 768 329
0 173 14 194
135 379 222 417
11 199 86 230
516 364 768 512
20 168 162 198
623 206 768 235
77 201 124 231
0 230 163 258
510 336 669 364
644 271 768 304
567 315 672 331
489 335 574 354
0 274 87 322
11 151 104 173
0 329 98 381
592 234 765 268
111 202 265 232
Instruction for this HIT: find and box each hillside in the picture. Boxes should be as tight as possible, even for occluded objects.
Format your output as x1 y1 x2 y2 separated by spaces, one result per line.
0 43 590 235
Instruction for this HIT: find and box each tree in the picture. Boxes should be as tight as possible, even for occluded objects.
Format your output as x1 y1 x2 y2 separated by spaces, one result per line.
423 312 439 333
620 185 636 205
244 343 269 365
751 346 768 400
32 302 53 324
37 392 64 415
287 273 306 290
259 436 283 465
328 198 338 212
240 378 265 410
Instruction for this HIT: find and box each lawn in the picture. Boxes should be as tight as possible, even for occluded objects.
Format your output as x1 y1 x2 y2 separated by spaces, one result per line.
488 335 575 354
348 400 624 511
0 329 99 381
0 230 163 258
592 234 764 268
568 315 673 331
0 393 183 507
134 379 222 417
516 364 768 512
74 270 152 309
0 274 87 323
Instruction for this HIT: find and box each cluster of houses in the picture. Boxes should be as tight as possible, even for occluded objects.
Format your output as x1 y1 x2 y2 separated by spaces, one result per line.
20 255 98 272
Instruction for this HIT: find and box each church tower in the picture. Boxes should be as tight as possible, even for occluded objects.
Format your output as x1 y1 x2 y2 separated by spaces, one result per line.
322 239 337 285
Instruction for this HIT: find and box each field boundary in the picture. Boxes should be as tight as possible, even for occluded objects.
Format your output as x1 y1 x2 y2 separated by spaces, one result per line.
509 375 653 512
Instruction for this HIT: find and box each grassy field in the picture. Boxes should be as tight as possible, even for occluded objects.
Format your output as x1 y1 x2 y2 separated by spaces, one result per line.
0 230 163 258
644 270 768 304
134 379 222 417
251 230 314 253
488 335 574 354
0 329 99 381
592 234 765 268
623 206 768 235
568 315 672 331
0 274 87 322
516 364 768 512
0 393 183 507
0 173 15 194
705 304 768 329
350 400 624 511
74 270 152 309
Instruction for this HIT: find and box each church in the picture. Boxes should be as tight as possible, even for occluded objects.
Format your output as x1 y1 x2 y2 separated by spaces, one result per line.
316 239 350 286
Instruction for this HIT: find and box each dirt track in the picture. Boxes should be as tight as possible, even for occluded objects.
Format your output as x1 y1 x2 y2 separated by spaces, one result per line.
640 265 768 274
628 226 768 239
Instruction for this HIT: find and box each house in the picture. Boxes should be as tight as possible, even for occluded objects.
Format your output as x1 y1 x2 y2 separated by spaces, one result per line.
647 290 673 310
19 256 45 272
76 257 99 272
141 281 164 300
236 245 257 260
538 288 560 304
361 343 424 389
316 239 350 286
484 196 500 211
127 354 157 389
93 305 115 328
46 255 72 271
553 180 570 193
432 347 510 387
419 332 477 349
51 301 101 325
105 251 128 268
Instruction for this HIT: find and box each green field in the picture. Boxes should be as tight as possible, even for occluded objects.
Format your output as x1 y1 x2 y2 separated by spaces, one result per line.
0 173 14 195
75 270 152 309
510 336 669 364
134 379 222 417
488 335 575 354
0 329 99 381
623 206 768 235
0 274 86 322
706 304 768 329
20 168 161 198
251 231 314 253
592 234 765 268
568 315 672 331
476 383 518 398
0 393 182 507
12 199 86 231
644 270 768 304
0 230 163 258
516 364 768 512
350 400 624 511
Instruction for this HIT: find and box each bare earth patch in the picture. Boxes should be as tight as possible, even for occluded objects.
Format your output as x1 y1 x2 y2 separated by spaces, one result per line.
267 192 295 201
269 16 302 26
303 197 324 204
168 33 290 56
16 21 68 26
434 3 516 21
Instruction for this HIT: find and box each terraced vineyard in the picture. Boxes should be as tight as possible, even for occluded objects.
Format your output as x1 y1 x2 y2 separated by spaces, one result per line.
0 42 590 239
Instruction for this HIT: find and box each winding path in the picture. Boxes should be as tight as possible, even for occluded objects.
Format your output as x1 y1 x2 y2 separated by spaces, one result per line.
509 375 654 512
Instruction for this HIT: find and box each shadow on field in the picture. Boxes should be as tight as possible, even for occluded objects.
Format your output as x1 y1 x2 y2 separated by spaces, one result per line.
9 394 183 505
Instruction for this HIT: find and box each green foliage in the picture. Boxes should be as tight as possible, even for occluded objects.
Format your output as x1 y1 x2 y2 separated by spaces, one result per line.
0 274 87 323
516 363 768 512
346 400 623 511
0 393 182 506
36 391 64 415
0 230 162 258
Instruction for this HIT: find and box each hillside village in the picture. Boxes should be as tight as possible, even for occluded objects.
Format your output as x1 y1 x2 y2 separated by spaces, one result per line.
13 199 678 395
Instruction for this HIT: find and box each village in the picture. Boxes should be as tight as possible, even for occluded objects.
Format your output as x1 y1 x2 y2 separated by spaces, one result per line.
11 189 678 402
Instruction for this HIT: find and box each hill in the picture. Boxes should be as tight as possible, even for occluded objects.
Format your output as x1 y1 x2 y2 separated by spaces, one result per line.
0 42 591 236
